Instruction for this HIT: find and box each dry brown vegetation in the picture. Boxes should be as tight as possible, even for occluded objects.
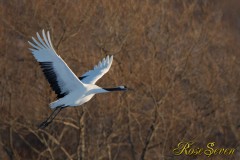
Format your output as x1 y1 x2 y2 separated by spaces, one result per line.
0 0 240 160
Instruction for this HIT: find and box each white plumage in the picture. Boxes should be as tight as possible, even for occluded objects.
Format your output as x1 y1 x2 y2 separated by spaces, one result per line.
28 30 127 128
80 55 113 84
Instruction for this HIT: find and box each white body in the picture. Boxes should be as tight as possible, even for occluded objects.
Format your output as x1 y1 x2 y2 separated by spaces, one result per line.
50 85 107 108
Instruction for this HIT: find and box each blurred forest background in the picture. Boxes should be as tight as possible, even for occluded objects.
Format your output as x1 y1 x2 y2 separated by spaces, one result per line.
0 0 240 160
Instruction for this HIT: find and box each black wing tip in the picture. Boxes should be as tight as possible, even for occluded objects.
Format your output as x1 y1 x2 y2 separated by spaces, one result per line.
78 75 88 80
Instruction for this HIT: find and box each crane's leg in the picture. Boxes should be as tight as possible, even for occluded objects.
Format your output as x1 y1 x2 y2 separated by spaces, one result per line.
38 107 63 129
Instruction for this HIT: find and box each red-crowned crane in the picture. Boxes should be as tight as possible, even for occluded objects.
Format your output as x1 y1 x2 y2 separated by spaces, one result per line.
28 30 127 129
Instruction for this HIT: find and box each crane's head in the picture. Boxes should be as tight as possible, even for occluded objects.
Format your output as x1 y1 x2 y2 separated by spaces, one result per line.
118 85 128 91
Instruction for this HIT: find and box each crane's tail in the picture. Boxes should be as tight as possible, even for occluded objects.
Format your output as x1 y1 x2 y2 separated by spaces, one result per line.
50 100 65 109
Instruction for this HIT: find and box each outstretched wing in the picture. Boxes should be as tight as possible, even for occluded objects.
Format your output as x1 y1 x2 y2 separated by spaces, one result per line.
79 55 113 84
28 30 85 99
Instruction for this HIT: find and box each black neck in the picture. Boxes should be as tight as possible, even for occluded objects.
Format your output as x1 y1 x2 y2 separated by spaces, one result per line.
103 87 124 92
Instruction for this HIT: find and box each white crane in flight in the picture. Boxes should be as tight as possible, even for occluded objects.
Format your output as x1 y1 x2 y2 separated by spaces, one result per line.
28 30 127 129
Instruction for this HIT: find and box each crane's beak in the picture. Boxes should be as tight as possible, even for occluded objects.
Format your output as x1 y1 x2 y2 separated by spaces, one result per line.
127 87 134 91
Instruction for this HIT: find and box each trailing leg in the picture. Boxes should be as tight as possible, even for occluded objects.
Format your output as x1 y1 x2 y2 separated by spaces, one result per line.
38 106 63 129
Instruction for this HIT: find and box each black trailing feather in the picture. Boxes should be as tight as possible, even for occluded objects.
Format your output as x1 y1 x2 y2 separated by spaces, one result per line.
39 62 68 99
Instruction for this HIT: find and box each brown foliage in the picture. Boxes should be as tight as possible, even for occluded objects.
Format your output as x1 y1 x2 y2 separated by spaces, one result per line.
0 0 240 159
